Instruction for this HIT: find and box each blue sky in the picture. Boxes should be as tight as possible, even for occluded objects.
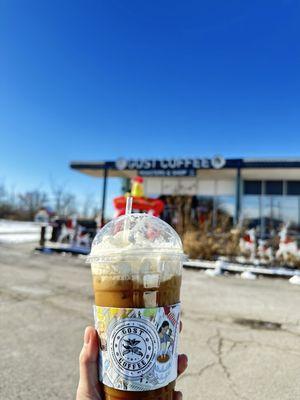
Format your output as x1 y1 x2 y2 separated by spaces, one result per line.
0 0 299 215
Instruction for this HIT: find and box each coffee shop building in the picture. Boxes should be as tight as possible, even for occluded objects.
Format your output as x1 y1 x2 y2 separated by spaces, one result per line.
70 157 300 237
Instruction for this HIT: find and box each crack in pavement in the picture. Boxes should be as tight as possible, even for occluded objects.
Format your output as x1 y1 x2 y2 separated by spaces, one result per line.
216 329 251 400
179 360 216 379
183 312 300 354
205 329 251 400
188 328 300 398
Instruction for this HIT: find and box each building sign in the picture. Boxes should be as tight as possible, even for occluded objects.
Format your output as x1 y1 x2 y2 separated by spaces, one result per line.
115 156 226 177
138 169 196 177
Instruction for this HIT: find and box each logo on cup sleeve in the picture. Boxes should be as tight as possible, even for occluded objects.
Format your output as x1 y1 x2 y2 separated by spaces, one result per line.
108 319 160 380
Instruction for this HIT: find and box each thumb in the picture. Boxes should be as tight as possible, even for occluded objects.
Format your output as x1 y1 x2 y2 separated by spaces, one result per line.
77 327 101 399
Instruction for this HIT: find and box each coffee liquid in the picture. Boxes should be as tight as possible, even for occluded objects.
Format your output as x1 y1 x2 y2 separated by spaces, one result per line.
92 274 181 400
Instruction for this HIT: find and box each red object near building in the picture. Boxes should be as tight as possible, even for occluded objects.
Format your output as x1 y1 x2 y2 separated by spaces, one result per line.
113 196 164 217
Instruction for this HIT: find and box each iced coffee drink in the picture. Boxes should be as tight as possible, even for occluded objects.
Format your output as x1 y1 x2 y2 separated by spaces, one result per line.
88 213 184 400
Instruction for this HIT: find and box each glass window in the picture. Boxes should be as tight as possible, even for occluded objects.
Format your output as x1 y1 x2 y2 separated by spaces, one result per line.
241 195 261 228
262 196 284 235
287 181 300 195
243 181 262 195
265 181 283 195
215 196 235 227
262 196 300 236
196 196 214 227
281 197 300 234
242 195 300 236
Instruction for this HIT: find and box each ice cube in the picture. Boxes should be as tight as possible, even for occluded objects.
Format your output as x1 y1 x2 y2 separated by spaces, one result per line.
143 274 160 288
143 291 157 307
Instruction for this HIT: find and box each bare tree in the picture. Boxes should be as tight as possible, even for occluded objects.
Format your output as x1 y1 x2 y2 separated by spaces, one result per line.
0 182 10 218
19 190 48 220
60 193 77 216
0 181 23 219
7 184 17 209
50 182 78 217
0 182 6 203
81 194 92 217
81 193 100 218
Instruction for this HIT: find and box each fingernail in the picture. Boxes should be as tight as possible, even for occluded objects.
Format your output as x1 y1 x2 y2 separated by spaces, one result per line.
177 391 183 400
180 353 188 366
84 327 91 345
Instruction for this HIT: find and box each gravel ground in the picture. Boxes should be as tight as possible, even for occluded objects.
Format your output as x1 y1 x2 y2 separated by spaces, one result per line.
1 243 300 400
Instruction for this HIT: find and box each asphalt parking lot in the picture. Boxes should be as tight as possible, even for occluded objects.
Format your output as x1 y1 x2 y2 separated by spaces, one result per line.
1 243 300 400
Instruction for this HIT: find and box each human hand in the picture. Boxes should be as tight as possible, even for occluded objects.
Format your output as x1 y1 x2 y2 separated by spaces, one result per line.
76 326 188 400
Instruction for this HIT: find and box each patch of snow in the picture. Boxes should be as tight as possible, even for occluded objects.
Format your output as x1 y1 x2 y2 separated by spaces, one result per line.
289 275 300 285
205 265 224 277
0 219 39 233
0 219 51 243
240 271 257 280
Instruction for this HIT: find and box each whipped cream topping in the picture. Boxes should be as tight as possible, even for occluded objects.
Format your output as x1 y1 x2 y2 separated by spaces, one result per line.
88 214 184 279
88 214 183 261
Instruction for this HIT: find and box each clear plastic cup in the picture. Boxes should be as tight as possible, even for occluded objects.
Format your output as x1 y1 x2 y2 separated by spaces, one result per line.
88 213 184 400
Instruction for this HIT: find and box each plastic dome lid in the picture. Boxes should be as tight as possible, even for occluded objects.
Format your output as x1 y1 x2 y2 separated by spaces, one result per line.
88 213 184 262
